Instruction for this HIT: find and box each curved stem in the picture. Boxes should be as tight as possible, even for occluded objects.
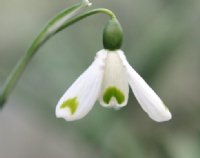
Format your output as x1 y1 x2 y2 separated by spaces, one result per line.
56 8 116 34
0 1 89 107
0 7 117 107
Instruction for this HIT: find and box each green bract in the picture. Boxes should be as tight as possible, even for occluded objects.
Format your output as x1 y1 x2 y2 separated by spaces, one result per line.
103 18 123 50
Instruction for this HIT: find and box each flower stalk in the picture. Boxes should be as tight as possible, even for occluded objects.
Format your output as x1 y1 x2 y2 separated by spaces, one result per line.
0 1 117 108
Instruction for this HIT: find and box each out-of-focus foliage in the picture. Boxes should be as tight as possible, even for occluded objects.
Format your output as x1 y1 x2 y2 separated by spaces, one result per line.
1 0 200 158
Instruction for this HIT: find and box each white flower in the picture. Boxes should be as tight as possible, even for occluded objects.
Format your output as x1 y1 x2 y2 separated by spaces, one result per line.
56 49 172 122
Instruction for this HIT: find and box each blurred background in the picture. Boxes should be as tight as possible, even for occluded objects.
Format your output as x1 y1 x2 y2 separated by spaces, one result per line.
0 0 200 157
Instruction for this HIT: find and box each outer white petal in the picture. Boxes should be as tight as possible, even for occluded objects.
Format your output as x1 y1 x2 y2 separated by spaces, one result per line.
99 50 129 109
56 50 107 121
118 50 172 122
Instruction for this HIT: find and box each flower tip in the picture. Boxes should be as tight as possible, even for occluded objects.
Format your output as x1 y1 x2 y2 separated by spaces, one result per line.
165 109 172 120
55 108 76 122
154 109 172 122
55 104 73 121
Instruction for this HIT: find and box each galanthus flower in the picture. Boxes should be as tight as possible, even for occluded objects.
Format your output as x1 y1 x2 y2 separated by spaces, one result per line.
56 18 172 122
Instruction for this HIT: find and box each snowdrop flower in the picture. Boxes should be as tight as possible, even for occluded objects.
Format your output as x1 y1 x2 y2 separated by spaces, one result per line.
56 18 172 122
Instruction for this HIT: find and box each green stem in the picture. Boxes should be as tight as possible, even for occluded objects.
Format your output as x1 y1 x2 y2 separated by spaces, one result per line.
56 8 116 34
0 6 116 107
0 1 88 107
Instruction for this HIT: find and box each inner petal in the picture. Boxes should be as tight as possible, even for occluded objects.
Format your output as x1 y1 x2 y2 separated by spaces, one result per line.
99 51 129 108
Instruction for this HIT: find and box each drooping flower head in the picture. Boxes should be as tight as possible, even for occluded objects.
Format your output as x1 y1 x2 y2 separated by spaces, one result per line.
56 17 172 122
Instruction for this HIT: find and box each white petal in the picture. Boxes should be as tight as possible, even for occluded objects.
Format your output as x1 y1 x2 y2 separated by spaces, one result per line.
99 50 129 109
118 50 172 122
56 50 107 121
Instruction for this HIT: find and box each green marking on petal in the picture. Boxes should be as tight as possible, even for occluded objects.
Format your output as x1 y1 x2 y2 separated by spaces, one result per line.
60 97 79 114
103 86 125 104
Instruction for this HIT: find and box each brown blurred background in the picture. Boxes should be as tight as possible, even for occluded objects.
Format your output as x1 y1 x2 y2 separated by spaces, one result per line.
1 0 200 158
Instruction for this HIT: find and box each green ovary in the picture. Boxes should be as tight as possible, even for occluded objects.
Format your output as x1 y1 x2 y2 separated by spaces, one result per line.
60 97 79 114
103 87 125 104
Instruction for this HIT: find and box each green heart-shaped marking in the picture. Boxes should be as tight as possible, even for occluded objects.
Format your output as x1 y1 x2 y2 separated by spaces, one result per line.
103 86 125 104
60 97 79 114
